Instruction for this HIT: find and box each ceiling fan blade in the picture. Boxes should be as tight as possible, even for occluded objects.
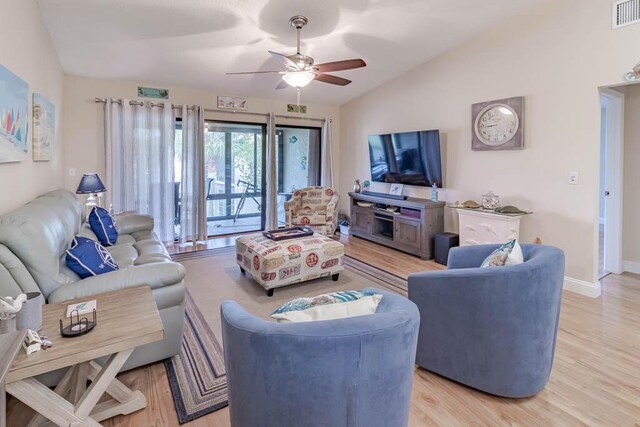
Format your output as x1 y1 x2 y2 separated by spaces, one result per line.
268 51 298 69
226 70 284 75
314 73 352 86
275 80 289 90
315 59 366 73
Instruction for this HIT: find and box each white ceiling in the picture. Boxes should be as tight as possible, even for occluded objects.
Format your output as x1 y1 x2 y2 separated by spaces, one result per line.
37 0 548 105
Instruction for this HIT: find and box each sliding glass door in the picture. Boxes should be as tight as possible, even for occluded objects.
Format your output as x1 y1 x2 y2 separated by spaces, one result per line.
275 126 322 226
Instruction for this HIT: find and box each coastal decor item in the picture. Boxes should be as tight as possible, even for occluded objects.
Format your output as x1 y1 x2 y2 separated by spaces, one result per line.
363 180 371 191
472 96 524 151
22 329 43 355
32 93 55 161
390 183 404 196
460 200 481 209
480 239 517 268
0 294 26 334
495 205 528 214
353 179 362 193
481 191 500 210
263 226 314 241
217 95 247 111
0 64 29 163
137 86 169 99
356 201 374 207
15 292 44 332
624 61 640 82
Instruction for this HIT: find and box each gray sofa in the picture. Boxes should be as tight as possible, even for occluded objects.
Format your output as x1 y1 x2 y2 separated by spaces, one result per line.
0 189 185 372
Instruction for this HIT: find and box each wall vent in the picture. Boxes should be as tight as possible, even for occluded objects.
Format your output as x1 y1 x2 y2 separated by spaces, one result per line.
613 0 640 28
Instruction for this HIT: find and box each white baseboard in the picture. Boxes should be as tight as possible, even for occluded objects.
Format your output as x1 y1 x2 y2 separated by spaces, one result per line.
563 276 601 298
623 260 640 274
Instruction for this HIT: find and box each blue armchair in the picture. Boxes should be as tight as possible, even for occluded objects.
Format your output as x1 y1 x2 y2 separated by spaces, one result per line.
408 244 565 398
221 288 420 427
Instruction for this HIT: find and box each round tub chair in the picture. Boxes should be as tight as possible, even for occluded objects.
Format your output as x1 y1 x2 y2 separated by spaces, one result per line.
221 288 420 427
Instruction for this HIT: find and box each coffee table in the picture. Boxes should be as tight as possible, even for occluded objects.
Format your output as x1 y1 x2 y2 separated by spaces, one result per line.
5 286 163 426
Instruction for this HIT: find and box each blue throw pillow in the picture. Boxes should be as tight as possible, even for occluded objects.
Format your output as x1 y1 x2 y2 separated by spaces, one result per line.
88 207 118 246
66 237 118 279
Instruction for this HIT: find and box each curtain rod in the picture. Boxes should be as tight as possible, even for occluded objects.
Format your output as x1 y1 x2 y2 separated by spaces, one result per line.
94 98 327 122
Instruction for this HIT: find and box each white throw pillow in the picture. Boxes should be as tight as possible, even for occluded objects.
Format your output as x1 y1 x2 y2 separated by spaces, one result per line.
270 290 382 323
505 240 524 266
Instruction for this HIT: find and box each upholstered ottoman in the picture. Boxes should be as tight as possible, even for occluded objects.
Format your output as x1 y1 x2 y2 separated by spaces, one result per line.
236 233 344 296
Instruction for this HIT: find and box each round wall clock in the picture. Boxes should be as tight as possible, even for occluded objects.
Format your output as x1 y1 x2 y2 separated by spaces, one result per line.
471 96 524 151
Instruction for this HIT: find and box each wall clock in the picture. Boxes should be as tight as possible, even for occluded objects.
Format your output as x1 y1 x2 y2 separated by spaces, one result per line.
471 96 524 151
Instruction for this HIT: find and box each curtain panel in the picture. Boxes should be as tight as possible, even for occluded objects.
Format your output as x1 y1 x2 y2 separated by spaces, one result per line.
265 112 278 231
104 99 175 242
178 105 207 243
321 118 334 187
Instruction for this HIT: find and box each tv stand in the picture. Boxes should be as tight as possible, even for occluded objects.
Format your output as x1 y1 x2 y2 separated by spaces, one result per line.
349 192 445 260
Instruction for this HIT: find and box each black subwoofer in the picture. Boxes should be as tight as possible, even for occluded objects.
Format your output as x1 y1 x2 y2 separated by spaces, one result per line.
434 232 459 266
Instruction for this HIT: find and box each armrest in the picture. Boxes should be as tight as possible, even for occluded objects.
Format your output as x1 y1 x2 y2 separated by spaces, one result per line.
113 213 154 234
446 244 500 269
325 193 340 217
48 262 186 303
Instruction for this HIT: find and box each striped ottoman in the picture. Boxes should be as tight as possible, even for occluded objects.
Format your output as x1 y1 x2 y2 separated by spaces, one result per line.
236 233 344 296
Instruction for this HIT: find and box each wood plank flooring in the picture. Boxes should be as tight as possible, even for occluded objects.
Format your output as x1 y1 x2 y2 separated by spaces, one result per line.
7 236 640 426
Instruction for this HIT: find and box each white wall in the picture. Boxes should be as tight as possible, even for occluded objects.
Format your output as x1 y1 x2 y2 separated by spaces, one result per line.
339 0 640 288
623 84 640 267
63 75 339 195
0 0 65 212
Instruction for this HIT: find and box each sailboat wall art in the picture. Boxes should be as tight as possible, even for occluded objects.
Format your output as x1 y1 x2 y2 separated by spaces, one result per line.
0 64 29 163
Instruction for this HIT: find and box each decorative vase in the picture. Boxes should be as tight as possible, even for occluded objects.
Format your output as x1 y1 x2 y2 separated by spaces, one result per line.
15 292 44 331
353 179 362 193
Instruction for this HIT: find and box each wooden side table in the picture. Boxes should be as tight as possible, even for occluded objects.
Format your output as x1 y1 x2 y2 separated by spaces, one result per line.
0 330 26 427
6 286 163 426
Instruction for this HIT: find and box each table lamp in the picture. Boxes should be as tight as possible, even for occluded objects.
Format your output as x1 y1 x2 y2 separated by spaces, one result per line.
76 173 106 217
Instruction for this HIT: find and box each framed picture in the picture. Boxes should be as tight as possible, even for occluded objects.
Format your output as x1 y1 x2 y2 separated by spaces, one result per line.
32 93 55 161
0 64 29 163
471 96 525 151
389 184 404 196
138 86 169 99
217 96 248 111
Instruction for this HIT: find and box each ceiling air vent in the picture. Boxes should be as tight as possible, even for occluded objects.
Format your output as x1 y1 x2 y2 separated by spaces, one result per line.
613 0 640 28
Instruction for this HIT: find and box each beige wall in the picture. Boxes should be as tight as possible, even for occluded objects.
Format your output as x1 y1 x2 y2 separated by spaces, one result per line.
623 84 640 265
63 75 339 194
0 0 65 212
338 0 640 285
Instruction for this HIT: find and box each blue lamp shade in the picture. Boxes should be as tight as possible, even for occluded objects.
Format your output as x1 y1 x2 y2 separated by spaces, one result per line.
76 173 106 194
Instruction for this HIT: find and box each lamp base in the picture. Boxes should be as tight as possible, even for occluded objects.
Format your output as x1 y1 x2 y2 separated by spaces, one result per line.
84 194 97 220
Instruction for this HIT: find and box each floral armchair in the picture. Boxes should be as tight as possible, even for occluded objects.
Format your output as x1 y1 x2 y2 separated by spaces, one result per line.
284 186 340 235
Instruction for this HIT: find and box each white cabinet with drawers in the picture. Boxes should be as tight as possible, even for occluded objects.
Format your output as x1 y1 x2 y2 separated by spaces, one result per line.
456 208 525 246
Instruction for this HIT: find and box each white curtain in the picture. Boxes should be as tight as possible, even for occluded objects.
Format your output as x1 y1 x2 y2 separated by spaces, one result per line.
321 118 334 187
105 99 175 242
179 105 207 243
265 112 278 231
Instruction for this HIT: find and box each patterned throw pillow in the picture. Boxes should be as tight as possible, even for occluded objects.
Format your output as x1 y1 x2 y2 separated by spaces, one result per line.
88 207 118 246
271 290 383 323
66 236 119 279
480 239 517 268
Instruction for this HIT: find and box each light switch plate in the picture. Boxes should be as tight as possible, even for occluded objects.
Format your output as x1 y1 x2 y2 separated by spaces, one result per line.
568 171 579 185
68 168 76 177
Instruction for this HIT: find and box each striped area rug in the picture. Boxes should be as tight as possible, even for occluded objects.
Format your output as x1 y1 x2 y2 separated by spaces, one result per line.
164 291 228 424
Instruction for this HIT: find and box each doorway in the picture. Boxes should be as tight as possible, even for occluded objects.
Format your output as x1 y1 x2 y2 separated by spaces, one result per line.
599 88 625 278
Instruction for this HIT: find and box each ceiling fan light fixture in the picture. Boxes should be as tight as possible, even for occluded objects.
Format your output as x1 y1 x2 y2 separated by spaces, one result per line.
282 71 315 88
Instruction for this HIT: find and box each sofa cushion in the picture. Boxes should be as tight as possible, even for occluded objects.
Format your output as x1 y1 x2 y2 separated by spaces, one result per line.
66 237 118 279
89 207 118 246
271 290 382 323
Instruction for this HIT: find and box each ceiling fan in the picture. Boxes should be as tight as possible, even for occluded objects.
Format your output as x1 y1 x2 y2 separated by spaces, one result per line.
226 15 366 90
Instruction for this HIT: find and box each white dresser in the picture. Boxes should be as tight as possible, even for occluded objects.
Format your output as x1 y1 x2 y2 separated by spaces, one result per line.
456 208 526 246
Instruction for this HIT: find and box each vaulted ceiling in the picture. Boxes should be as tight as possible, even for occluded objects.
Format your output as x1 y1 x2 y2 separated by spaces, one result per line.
37 0 549 105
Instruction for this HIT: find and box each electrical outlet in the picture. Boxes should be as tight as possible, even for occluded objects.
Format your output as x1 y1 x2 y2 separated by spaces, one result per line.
568 171 579 185
68 168 76 177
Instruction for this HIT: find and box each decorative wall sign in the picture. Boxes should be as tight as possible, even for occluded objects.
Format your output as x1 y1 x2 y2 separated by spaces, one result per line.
217 96 247 110
138 86 169 99
471 96 525 151
287 104 307 113
32 93 55 161
0 64 29 163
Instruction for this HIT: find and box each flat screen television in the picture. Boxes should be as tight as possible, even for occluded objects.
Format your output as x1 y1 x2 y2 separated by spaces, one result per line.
368 129 442 187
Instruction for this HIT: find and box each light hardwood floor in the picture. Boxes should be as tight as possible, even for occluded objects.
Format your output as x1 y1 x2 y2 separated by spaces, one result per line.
8 236 640 426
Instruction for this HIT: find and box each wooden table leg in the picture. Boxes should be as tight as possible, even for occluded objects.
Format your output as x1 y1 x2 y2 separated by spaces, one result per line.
1 382 6 427
7 348 146 426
